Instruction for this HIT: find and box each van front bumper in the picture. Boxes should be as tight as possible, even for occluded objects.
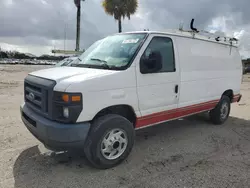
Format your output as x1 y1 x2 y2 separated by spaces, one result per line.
20 103 91 151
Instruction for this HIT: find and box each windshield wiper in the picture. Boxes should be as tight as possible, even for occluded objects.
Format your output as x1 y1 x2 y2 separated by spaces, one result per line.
90 58 112 69
70 63 109 69
90 58 108 64
70 63 92 67
70 62 123 70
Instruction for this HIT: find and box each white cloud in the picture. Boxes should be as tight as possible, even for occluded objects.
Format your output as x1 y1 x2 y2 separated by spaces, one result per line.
3 0 13 7
40 0 48 6
234 30 245 39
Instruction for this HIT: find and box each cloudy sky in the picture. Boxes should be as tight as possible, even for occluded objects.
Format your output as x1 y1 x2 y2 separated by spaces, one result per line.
0 0 249 58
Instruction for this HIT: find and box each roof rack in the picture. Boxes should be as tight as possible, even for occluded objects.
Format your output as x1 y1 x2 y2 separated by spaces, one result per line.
178 19 239 45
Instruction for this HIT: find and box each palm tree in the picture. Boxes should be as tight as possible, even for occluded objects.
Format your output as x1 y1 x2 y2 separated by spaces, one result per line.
102 0 138 33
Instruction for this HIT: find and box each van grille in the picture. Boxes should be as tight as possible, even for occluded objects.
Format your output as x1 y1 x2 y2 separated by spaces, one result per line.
25 82 48 113
24 75 56 119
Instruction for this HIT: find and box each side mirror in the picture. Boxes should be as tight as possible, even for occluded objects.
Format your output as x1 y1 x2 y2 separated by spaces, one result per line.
140 51 162 74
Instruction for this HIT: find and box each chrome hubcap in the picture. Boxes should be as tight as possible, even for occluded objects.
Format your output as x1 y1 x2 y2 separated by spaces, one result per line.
220 102 229 119
101 128 128 160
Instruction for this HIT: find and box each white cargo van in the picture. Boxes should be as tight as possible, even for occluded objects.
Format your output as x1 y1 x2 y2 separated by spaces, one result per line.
20 30 242 169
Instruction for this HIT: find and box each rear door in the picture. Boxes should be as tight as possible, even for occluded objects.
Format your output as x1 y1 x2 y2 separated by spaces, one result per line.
135 34 180 128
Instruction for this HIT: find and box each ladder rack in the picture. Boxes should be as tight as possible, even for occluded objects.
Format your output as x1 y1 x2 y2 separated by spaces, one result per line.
178 19 239 46
178 29 239 45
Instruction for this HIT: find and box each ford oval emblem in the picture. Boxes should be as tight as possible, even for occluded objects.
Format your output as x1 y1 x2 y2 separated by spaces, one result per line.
29 92 35 101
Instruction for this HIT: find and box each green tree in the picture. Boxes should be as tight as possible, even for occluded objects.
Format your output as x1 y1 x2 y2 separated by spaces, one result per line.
102 0 138 33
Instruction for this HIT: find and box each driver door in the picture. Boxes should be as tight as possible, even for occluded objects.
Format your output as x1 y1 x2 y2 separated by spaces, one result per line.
135 34 180 128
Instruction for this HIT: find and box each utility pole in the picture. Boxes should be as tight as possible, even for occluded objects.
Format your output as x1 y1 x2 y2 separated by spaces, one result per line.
74 0 85 52
64 23 67 55
51 1 85 56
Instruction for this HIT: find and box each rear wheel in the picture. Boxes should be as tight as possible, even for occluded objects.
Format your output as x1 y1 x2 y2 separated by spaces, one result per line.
84 114 135 169
209 95 231 125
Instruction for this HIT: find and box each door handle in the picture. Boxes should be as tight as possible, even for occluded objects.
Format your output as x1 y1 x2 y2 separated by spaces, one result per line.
175 85 178 93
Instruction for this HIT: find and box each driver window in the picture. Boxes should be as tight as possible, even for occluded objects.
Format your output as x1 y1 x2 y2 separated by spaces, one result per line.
141 36 175 73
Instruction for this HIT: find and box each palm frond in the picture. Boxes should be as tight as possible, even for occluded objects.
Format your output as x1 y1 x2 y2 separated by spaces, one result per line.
102 0 116 16
102 0 138 20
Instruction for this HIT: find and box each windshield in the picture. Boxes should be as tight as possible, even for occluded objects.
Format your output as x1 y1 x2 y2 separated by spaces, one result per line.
71 33 147 70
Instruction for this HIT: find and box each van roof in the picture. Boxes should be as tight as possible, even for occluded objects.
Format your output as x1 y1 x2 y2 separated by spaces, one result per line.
121 30 238 47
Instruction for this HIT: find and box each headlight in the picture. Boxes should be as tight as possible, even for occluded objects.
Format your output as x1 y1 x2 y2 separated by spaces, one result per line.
53 91 83 123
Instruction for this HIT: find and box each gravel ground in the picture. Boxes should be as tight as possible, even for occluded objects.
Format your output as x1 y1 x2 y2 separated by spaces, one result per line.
0 65 250 188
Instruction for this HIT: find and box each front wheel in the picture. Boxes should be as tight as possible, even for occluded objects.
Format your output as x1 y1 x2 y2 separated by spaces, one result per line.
209 95 231 125
84 114 135 169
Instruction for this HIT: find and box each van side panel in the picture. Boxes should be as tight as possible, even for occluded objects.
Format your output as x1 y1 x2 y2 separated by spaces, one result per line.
176 36 242 108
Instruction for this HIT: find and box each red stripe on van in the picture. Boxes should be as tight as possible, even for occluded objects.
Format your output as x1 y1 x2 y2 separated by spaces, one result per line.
135 99 219 128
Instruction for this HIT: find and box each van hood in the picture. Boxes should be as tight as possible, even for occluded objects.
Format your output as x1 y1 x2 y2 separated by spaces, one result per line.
29 67 116 82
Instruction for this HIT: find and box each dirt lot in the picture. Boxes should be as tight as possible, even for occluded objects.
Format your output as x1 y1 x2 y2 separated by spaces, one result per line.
0 65 250 188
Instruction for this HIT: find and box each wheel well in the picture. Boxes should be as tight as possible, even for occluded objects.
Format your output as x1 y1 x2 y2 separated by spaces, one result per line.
93 105 137 127
222 90 233 102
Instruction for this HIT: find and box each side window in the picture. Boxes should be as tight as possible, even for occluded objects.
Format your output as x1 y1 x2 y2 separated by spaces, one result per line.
140 36 175 73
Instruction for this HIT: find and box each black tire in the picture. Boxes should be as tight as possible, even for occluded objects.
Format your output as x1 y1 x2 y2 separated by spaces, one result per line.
84 114 135 169
209 95 231 125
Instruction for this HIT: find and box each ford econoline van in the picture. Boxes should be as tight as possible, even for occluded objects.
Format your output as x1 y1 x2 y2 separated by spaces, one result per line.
20 30 242 169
